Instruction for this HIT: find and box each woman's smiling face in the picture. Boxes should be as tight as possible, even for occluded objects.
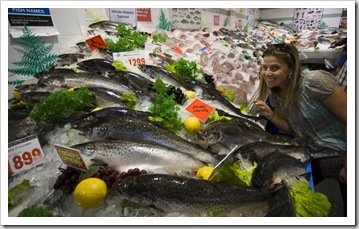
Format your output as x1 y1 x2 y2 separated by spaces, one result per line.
261 55 293 90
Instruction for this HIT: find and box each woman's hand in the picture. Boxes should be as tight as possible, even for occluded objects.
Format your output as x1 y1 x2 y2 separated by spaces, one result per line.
252 100 274 120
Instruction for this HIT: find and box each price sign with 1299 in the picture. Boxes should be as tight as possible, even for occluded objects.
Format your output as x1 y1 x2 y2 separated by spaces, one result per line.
8 135 45 175
113 50 146 67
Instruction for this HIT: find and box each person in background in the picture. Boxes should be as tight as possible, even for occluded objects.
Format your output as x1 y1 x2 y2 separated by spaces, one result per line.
337 60 347 91
330 37 347 75
252 43 347 216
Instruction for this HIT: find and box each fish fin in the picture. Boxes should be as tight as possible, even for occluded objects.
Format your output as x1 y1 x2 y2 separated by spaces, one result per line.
299 172 312 182
90 159 108 167
289 136 308 146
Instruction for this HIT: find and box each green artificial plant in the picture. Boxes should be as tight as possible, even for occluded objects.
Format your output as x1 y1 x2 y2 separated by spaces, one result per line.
8 24 58 85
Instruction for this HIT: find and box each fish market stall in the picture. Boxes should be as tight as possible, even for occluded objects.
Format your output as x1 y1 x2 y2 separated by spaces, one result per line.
6 7 343 221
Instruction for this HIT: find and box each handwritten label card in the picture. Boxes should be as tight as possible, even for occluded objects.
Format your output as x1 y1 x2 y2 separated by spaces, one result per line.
185 98 214 122
86 35 107 51
8 135 45 175
54 144 88 172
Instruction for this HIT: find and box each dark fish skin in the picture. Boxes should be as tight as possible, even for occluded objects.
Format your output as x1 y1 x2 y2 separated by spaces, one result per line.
33 68 76 79
116 174 269 216
88 20 120 31
81 116 219 165
56 53 85 66
38 71 133 95
233 141 307 164
15 83 48 93
188 80 257 120
71 107 152 131
251 152 308 190
20 91 51 107
107 71 156 99
265 185 296 217
76 58 115 75
97 48 114 62
196 119 292 151
138 64 196 91
88 87 130 108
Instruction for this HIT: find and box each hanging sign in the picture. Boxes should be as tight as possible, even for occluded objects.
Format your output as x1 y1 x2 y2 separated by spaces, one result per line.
8 8 59 37
185 98 214 122
54 144 88 172
214 15 220 26
85 35 107 51
8 8 53 27
8 135 45 175
108 8 137 28
137 8 152 22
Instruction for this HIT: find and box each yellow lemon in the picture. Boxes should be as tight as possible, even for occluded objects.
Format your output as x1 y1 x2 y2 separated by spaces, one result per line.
13 91 21 101
67 87 79 92
184 116 201 135
91 107 102 112
184 91 196 99
196 166 220 182
73 178 107 209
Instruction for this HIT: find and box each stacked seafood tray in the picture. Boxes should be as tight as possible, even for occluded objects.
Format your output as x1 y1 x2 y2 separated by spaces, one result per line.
8 20 327 218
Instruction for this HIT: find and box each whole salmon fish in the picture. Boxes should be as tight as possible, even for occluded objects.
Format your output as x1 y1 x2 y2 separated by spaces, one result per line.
71 140 205 175
80 116 219 165
116 174 270 216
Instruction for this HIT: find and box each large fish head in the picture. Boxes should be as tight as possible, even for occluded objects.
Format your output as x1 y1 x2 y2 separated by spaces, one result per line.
38 74 65 87
196 124 222 146
82 124 110 140
116 175 157 206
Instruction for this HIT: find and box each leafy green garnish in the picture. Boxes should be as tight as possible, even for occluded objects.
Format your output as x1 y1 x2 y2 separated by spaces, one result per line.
148 78 182 133
29 87 94 124
18 205 59 217
152 34 167 43
105 24 148 52
217 87 234 102
207 111 232 124
112 60 128 71
218 160 257 186
289 181 332 217
9 179 33 208
238 104 251 114
173 58 198 81
121 92 137 109
164 62 176 73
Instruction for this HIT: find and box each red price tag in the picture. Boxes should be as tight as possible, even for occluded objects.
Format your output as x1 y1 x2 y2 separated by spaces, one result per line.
8 135 45 175
86 35 108 51
185 98 214 122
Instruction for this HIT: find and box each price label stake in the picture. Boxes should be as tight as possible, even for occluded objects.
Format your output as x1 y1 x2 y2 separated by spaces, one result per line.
8 135 45 175
54 144 88 172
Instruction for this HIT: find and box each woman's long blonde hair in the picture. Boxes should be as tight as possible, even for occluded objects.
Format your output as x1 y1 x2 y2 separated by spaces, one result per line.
257 43 302 109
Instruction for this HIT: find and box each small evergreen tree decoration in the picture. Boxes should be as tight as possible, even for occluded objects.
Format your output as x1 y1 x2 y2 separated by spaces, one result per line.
156 9 171 31
8 24 58 85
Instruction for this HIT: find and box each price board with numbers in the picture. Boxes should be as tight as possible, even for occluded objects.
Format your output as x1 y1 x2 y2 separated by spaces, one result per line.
8 135 45 175
113 50 146 67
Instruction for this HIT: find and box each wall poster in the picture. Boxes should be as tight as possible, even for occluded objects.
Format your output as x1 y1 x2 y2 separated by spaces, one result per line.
293 8 324 31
